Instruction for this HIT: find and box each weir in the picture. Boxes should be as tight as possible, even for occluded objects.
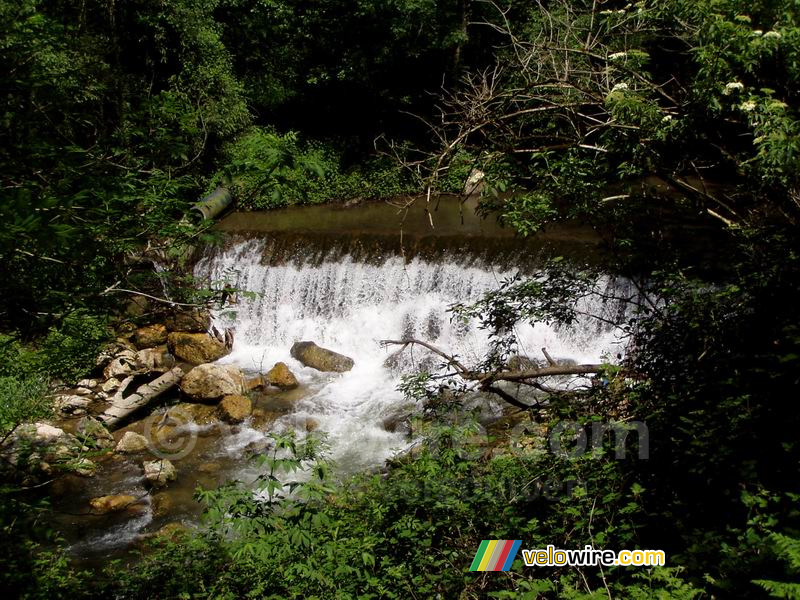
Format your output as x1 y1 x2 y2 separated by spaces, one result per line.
59 200 633 559
194 203 631 472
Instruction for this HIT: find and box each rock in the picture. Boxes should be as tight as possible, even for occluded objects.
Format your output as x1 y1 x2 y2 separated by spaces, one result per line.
167 332 230 366
265 362 299 389
33 423 67 443
101 378 121 393
166 402 219 426
245 376 264 391
77 417 115 449
89 494 146 515
152 522 188 541
217 395 252 424
198 462 222 473
143 459 177 487
74 387 94 397
135 346 176 373
250 408 279 431
103 349 141 379
383 415 411 436
165 309 211 333
290 341 354 373
0 424 105 483
305 417 320 432
76 379 99 389
133 324 168 349
116 431 150 454
95 341 136 368
244 438 273 456
179 363 244 401
53 395 90 415
73 458 96 477
150 492 172 518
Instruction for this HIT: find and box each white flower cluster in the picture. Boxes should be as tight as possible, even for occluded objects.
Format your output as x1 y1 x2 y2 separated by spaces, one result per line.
764 31 781 39
740 101 757 112
609 52 627 61
611 82 629 92
723 82 744 95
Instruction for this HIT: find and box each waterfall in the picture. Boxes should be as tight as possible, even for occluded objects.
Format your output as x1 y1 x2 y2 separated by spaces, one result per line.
194 235 629 472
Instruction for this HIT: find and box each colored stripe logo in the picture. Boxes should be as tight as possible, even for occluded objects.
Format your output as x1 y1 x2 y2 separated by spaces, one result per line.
469 540 522 571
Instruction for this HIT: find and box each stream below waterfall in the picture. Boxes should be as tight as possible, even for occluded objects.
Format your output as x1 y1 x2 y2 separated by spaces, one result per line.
50 197 632 562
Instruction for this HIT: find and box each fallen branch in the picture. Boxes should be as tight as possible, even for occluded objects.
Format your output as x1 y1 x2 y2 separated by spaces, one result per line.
101 281 206 308
99 366 185 429
381 338 603 407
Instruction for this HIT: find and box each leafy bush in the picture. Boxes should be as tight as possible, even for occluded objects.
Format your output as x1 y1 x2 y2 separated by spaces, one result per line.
37 311 109 382
218 127 418 208
0 376 49 438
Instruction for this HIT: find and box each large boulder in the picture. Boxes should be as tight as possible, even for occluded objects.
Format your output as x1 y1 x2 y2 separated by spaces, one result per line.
265 362 299 389
133 324 168 349
0 424 94 480
290 341 354 373
179 363 244 401
167 332 230 365
218 395 252 424
116 431 150 454
143 459 177 487
165 309 211 333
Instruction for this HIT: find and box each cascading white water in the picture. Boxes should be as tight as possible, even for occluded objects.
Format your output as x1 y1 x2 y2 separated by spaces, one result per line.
194 237 630 473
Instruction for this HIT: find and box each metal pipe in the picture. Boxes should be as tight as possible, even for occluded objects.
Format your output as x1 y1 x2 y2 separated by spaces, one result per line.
191 187 232 220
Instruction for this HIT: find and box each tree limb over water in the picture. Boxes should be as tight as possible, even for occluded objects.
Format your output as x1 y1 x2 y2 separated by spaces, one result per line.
380 338 603 409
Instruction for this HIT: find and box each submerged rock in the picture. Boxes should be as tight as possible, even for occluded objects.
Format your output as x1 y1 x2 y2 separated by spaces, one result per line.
143 459 177 487
265 362 299 389
150 492 172 518
290 341 354 373
133 324 168 349
116 431 150 454
218 395 252 424
167 332 230 365
250 408 279 432
180 363 244 401
167 402 218 425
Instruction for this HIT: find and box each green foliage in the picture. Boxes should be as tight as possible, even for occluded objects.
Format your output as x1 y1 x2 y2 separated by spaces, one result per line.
36 311 109 382
0 375 49 438
219 127 418 208
754 533 800 598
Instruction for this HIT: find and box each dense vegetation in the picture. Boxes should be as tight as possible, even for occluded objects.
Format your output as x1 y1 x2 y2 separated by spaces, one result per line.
2 0 799 598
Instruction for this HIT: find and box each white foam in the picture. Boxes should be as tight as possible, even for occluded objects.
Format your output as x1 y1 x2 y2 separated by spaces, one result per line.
195 240 629 472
